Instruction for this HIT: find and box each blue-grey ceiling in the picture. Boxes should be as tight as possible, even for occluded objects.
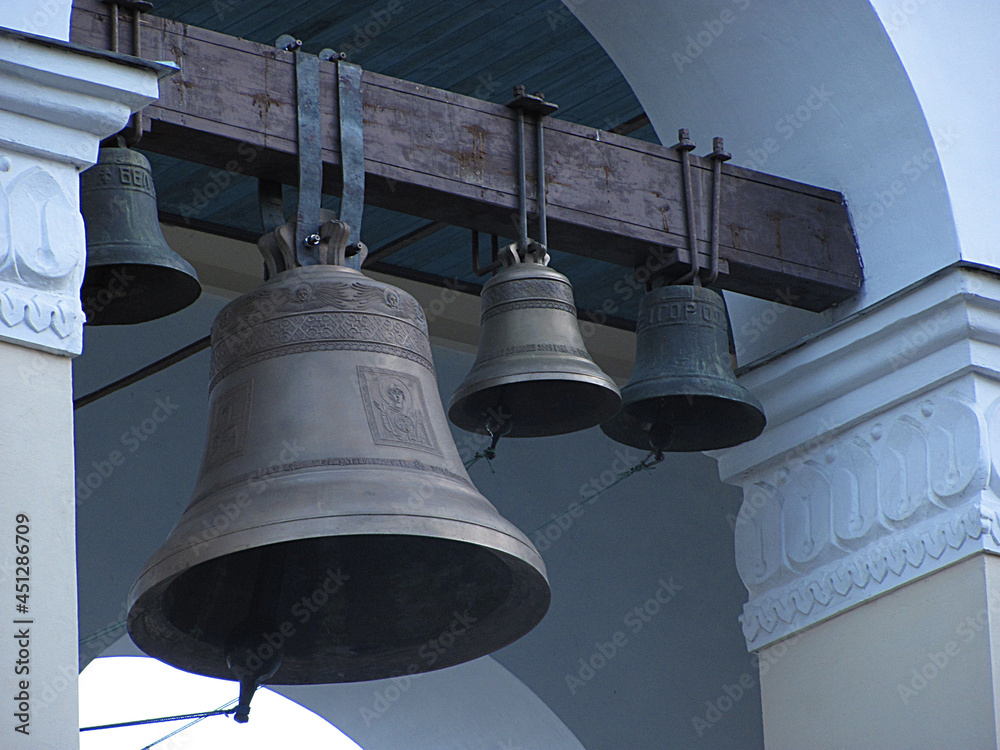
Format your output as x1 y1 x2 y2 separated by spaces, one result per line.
146 0 659 323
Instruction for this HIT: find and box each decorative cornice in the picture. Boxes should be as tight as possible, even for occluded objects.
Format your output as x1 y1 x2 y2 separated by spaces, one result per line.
716 267 1000 650
717 267 1000 481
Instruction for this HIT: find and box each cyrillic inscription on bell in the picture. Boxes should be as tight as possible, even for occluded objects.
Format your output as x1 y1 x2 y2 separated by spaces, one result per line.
601 283 765 452
79 147 201 325
127 218 550 692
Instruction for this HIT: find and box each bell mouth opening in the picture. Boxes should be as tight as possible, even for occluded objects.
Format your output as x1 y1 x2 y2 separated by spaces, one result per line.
82 263 202 326
602 394 766 452
449 378 622 438
128 534 549 684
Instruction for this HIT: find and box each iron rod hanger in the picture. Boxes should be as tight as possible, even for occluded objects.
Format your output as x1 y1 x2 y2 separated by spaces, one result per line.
672 128 700 286
705 137 731 287
506 86 558 257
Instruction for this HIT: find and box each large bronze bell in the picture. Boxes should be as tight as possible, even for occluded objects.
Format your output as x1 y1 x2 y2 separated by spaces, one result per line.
448 244 621 437
601 283 765 452
127 219 549 699
80 147 201 325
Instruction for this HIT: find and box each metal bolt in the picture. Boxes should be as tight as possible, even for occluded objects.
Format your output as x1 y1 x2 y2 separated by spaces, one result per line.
710 136 731 162
305 234 321 246
675 128 696 152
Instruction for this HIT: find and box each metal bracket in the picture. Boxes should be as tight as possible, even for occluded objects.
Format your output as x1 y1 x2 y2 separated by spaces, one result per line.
655 130 731 288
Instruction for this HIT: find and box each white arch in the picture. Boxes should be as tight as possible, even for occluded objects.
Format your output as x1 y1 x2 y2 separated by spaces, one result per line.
98 634 587 750
567 0 966 362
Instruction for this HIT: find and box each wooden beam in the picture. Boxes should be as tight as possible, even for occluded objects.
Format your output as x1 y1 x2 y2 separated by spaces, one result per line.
70 0 862 312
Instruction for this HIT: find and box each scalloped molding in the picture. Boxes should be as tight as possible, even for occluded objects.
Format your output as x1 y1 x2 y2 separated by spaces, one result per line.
0 29 159 354
716 267 1000 650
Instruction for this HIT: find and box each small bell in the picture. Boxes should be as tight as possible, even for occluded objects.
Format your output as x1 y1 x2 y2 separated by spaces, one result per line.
601 283 765 452
80 146 201 325
448 243 621 438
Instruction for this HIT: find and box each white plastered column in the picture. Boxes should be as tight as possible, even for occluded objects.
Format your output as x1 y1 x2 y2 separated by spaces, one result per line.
0 13 162 747
714 266 1000 748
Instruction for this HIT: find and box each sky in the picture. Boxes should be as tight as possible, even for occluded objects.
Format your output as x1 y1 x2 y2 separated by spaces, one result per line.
80 656 364 749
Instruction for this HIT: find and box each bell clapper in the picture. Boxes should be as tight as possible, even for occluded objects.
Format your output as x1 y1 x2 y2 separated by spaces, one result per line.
224 546 288 723
485 411 513 459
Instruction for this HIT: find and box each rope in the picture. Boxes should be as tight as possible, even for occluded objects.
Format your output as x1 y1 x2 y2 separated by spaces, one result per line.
79 621 126 646
463 447 496 472
139 699 239 749
80 706 236 733
525 450 662 538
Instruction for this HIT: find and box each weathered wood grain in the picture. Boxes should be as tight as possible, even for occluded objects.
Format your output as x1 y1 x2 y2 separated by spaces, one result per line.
71 0 862 311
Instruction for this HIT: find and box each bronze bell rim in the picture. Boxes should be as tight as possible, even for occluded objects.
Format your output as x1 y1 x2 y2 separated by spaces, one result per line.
128 513 550 684
601 393 766 452
448 370 623 437
128 485 548 606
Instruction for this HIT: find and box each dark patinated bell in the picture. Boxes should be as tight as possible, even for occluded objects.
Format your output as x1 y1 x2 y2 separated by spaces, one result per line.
80 147 200 325
127 218 549 688
601 283 765 452
448 245 621 437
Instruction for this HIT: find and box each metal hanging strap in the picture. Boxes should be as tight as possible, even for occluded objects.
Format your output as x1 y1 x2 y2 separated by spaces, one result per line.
270 39 367 269
333 57 366 269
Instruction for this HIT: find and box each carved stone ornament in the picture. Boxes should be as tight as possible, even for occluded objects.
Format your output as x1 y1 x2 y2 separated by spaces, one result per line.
0 163 86 350
716 268 1000 650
